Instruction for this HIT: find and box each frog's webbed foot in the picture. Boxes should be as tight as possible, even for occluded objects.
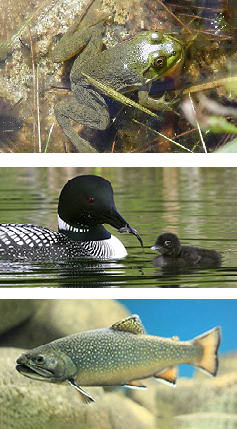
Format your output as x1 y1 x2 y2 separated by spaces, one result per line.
55 99 99 153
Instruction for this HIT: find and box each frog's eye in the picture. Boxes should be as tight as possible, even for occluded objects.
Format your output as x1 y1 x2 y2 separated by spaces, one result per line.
153 56 167 70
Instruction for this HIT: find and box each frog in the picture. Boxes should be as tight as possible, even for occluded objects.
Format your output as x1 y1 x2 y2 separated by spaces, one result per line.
52 19 185 152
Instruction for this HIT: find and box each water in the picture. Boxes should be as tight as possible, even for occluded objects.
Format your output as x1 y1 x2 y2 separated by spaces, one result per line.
0 166 237 287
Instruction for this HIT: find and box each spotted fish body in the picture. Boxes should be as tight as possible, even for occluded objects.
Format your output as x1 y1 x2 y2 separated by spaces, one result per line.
16 315 221 404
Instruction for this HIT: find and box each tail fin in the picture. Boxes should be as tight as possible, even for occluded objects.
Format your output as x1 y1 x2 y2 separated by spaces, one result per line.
193 327 221 376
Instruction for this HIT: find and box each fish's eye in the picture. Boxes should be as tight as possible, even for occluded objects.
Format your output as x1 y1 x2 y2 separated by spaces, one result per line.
86 197 94 203
35 355 45 364
153 56 166 70
164 240 172 246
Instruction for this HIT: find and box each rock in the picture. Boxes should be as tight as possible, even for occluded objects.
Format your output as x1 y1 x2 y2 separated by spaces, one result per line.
0 299 129 348
175 412 237 429
0 299 40 336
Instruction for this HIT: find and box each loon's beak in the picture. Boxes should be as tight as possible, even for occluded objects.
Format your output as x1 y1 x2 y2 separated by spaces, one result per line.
110 207 143 249
118 224 143 249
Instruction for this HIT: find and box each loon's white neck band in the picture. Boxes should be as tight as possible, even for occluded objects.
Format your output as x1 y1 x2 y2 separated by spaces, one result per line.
57 216 127 257
58 215 89 234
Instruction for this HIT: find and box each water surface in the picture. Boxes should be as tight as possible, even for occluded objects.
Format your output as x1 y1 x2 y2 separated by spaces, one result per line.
0 167 236 287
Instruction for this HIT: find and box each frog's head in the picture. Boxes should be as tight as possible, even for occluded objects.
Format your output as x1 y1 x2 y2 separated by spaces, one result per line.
131 31 185 83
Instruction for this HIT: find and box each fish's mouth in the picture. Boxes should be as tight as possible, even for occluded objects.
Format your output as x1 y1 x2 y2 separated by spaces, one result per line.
16 363 55 381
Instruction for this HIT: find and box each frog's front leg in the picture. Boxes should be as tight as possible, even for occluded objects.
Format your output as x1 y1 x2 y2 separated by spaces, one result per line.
138 89 173 112
54 80 110 152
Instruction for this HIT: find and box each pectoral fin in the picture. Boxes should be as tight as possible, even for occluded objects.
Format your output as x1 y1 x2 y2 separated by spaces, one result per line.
68 379 95 404
153 366 178 386
124 380 147 389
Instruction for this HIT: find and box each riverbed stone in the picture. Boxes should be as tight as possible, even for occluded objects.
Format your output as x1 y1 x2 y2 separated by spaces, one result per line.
0 299 40 336
0 299 129 348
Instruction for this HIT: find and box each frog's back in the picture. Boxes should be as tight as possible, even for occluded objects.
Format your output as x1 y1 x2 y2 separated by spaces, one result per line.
79 38 145 92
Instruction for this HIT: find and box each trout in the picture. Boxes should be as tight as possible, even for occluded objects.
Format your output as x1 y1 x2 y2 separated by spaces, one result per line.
16 315 221 404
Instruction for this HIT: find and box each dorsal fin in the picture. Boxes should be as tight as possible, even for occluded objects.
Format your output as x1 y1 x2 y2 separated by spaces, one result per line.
111 315 145 335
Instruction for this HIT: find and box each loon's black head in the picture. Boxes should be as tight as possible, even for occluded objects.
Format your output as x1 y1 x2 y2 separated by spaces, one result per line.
58 175 143 246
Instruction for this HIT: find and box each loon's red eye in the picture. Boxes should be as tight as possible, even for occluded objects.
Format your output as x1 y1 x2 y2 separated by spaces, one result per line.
86 197 94 203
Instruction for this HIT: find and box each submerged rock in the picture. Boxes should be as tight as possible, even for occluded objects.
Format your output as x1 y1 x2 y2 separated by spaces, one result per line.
0 299 129 348
0 299 40 336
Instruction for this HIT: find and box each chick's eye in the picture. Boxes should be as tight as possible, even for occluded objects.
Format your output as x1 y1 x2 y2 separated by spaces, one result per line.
164 240 172 246
153 56 166 70
35 355 45 364
86 197 94 203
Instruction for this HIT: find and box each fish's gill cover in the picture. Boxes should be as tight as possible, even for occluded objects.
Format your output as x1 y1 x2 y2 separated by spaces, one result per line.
111 315 145 335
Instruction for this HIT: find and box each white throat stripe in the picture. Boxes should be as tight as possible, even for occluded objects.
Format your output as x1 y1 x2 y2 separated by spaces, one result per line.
58 215 89 233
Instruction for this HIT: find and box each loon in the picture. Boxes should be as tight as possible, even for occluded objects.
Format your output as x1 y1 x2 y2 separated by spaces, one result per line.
151 232 222 268
0 175 143 261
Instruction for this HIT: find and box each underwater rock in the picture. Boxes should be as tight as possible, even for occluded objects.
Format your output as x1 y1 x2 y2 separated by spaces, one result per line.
0 299 129 348
0 299 40 336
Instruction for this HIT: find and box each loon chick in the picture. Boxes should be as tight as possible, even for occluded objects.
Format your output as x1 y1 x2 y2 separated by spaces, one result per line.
0 175 143 261
151 232 222 268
